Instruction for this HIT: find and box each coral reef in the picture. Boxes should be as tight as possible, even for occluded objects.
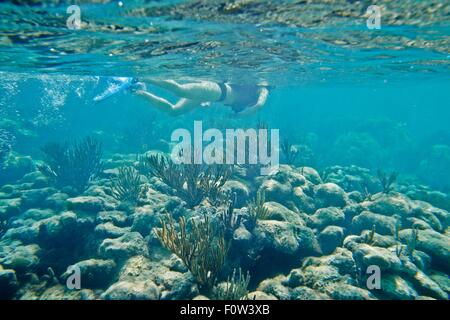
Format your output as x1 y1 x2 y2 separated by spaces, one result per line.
111 166 143 205
377 170 398 194
246 190 270 230
0 151 448 301
214 268 250 300
155 213 228 294
142 153 231 207
38 136 103 193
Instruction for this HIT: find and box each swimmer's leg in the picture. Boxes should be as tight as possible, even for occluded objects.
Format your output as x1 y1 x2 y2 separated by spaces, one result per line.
148 79 222 102
135 89 198 116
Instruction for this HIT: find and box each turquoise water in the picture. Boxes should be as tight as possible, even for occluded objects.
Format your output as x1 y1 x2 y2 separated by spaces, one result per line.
0 1 449 300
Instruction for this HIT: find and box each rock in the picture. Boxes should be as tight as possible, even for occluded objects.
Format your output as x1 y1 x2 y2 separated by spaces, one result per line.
299 167 322 185
0 243 41 273
247 291 278 300
99 232 148 260
131 205 158 236
364 193 411 217
259 179 292 204
20 171 49 189
222 180 250 208
410 270 448 300
343 231 396 249
312 248 356 276
233 225 253 247
254 220 298 255
0 185 15 194
0 269 19 299
264 202 305 226
410 201 446 232
38 211 79 244
300 264 343 289
429 271 450 294
311 207 345 230
118 256 198 300
325 283 375 300
351 243 402 272
319 226 344 255
399 229 450 269
0 198 21 219
254 220 319 256
155 270 198 300
22 208 54 220
4 211 82 246
290 286 330 300
97 210 128 227
44 192 69 211
381 274 417 300
62 259 116 288
67 196 105 213
348 191 364 203
314 183 347 208
28 284 96 300
285 268 304 287
407 188 450 212
21 188 56 209
292 187 315 214
3 224 39 243
162 254 188 273
257 277 290 300
351 210 397 235
411 250 431 271
101 280 160 300
95 222 130 239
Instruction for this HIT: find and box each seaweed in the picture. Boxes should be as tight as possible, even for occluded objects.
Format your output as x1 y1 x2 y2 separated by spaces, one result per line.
112 166 142 204
377 169 398 194
38 136 103 193
364 225 376 245
394 225 419 257
405 227 419 256
246 190 270 230
394 224 403 257
219 194 241 242
213 268 251 300
281 137 299 165
155 213 228 295
141 153 231 207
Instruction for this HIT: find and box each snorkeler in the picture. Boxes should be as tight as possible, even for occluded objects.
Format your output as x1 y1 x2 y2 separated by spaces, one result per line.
93 77 269 116
134 79 269 116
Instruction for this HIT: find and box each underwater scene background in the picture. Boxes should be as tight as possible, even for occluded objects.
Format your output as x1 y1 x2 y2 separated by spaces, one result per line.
0 0 449 300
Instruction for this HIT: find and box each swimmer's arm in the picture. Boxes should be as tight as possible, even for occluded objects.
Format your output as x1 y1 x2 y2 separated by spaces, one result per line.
135 90 198 116
236 87 269 116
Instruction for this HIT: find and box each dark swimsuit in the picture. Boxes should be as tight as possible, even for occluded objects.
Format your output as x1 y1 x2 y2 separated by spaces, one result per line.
217 82 261 113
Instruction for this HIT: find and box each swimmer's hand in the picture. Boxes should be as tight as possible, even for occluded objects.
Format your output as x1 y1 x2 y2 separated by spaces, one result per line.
234 87 269 117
